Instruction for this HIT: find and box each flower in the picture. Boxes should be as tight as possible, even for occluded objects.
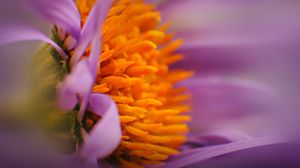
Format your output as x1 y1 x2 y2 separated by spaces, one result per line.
0 0 287 167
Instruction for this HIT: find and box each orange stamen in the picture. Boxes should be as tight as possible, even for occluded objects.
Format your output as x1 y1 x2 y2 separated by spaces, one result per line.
75 0 192 166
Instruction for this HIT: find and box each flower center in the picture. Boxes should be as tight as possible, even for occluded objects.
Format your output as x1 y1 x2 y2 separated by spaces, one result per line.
77 0 192 166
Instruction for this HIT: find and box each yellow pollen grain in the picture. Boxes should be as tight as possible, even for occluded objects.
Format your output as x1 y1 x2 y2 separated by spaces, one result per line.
118 104 147 115
100 50 115 62
126 65 158 76
132 98 162 107
111 96 135 103
120 116 137 123
127 41 157 53
151 109 181 116
75 0 192 166
126 126 149 136
92 83 111 93
165 115 192 123
148 124 189 135
136 134 171 143
170 105 191 113
121 141 179 155
132 122 163 131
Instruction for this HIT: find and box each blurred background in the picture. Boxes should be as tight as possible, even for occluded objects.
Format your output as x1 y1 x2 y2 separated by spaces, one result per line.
159 0 300 138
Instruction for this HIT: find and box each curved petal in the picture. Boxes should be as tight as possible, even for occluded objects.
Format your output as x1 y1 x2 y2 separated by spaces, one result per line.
0 25 67 58
180 77 278 130
58 83 78 111
71 0 112 66
186 142 300 168
21 0 81 40
78 35 102 120
58 32 101 111
182 130 253 151
79 94 122 160
87 35 101 78
58 60 93 110
161 137 286 168
59 0 111 113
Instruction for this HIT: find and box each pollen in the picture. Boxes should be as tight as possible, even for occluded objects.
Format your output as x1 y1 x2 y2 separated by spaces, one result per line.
77 0 192 166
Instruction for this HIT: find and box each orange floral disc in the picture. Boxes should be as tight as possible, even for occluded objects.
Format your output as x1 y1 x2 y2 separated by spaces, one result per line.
76 0 192 167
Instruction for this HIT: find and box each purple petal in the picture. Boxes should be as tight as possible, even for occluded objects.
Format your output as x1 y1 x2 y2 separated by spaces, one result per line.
78 35 102 120
59 0 111 113
21 0 81 40
58 0 112 112
161 1 300 74
160 0 299 43
189 142 300 168
0 25 67 58
58 60 93 110
58 34 101 113
58 84 78 111
174 45 257 74
180 77 278 130
162 137 286 168
79 93 121 160
87 35 101 78
71 0 112 66
182 130 253 150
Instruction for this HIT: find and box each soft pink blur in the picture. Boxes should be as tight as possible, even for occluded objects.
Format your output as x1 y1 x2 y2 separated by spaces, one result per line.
160 0 300 138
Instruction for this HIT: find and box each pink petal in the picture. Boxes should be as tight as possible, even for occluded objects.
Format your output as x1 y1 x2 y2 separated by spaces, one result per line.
58 30 102 111
87 35 101 78
0 25 67 58
180 77 278 130
71 0 112 66
183 130 253 150
21 0 81 40
162 137 286 168
58 60 93 110
59 0 111 113
186 142 300 168
79 93 121 160
158 0 300 75
78 35 102 121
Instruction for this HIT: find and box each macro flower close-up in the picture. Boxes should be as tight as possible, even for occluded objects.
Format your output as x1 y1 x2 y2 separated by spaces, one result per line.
0 0 300 168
